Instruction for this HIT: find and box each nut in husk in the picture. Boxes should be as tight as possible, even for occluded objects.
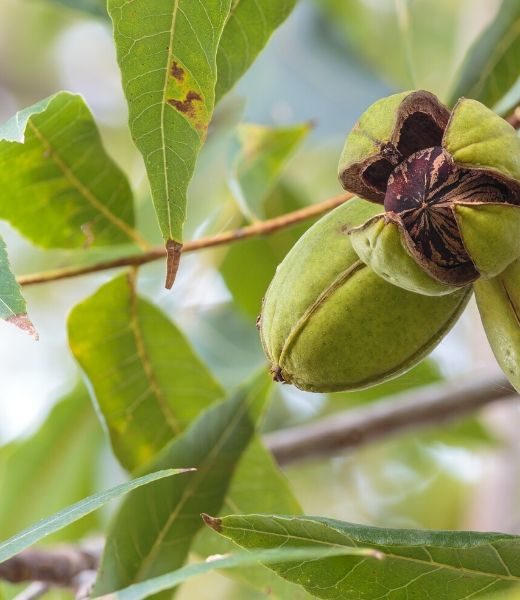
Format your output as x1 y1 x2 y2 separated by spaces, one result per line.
259 198 470 392
339 92 520 296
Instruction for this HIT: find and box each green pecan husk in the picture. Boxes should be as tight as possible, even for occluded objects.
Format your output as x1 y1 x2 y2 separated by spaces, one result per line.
259 91 520 394
339 90 520 296
474 259 520 392
259 198 470 392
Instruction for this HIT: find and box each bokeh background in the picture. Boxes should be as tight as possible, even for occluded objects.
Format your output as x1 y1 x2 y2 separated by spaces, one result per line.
1 1 519 598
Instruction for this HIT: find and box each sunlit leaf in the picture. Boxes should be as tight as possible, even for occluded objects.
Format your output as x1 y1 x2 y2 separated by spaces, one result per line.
0 236 35 337
0 384 102 541
221 181 314 319
108 0 232 244
0 469 189 563
93 372 271 597
215 0 297 102
68 273 224 471
100 546 377 600
229 122 311 220
211 514 520 599
0 93 144 249
448 0 520 109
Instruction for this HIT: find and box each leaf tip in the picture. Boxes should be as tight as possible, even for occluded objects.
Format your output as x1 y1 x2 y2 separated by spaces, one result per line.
6 314 39 340
201 513 222 532
165 240 183 289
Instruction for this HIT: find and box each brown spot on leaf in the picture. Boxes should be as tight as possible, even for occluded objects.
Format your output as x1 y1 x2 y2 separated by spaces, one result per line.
170 61 185 81
6 314 39 340
201 513 222 532
168 91 202 118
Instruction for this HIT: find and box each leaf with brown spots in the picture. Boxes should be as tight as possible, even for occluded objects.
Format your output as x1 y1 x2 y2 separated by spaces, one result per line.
170 61 184 81
108 0 232 246
168 91 203 118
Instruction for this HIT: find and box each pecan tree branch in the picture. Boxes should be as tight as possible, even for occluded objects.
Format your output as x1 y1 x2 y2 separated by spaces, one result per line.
17 193 352 287
265 371 518 465
0 545 101 587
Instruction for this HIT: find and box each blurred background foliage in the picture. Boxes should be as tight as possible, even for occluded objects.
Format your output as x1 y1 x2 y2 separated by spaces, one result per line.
1 0 520 598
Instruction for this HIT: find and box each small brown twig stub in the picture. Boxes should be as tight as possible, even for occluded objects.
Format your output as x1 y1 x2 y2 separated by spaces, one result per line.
165 240 183 289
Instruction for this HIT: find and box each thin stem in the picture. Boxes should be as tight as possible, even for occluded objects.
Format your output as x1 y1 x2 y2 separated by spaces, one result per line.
0 545 101 586
18 193 353 287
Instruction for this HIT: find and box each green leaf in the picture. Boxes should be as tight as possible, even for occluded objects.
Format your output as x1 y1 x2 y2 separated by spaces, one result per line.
229 122 311 220
67 273 224 471
0 384 103 541
99 546 377 600
194 438 310 598
93 372 271 597
215 0 297 103
0 93 145 250
0 469 189 563
448 0 520 108
221 181 314 319
0 236 35 337
212 514 520 599
108 0 232 244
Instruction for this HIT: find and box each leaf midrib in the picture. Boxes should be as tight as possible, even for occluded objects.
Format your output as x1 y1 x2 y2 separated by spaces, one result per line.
131 392 254 582
159 0 180 242
127 273 181 439
27 121 148 250
221 521 518 582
